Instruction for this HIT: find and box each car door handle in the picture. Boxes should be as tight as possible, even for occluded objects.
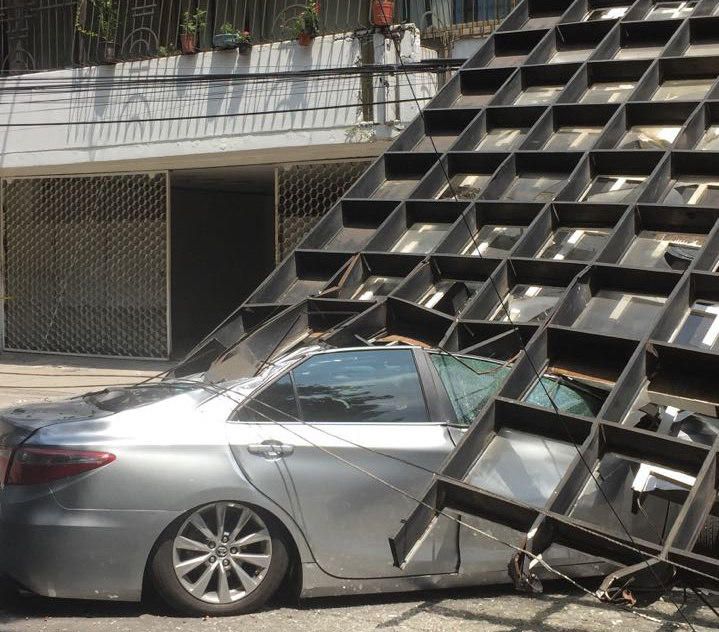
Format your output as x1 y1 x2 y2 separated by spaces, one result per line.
248 441 294 459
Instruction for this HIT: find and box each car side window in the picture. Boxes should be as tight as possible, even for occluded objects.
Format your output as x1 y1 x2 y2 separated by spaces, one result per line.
240 374 300 421
430 353 511 426
291 349 429 423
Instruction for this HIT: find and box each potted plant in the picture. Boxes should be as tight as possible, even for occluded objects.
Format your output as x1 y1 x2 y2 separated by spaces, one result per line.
293 1 320 46
371 0 395 26
213 22 239 50
157 44 178 57
180 8 207 54
213 23 252 54
75 0 119 64
237 31 252 55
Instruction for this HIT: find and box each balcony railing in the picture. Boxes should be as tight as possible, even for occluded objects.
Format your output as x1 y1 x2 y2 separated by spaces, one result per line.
0 0 516 74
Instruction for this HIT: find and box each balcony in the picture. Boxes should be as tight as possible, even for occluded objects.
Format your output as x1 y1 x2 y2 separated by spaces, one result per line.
0 0 517 74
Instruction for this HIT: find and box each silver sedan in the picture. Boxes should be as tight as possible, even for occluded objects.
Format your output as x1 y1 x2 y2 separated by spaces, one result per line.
0 346 601 616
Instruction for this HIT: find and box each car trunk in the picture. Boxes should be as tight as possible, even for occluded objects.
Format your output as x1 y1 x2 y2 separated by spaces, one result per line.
0 399 114 482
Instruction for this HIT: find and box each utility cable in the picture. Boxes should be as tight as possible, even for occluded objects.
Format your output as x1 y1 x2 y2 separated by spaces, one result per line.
0 59 465 85
0 96 432 127
0 76 439 113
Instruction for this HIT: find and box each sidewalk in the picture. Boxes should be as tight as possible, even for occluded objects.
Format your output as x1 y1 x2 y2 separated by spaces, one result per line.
0 352 175 409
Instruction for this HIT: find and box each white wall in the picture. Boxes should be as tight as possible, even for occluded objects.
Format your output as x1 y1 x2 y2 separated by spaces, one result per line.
452 37 488 60
0 27 437 176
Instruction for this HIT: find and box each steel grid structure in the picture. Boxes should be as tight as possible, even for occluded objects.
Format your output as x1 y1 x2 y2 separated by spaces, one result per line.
177 0 719 606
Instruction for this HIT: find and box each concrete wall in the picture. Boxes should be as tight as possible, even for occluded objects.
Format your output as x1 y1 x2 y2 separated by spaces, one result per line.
0 27 437 176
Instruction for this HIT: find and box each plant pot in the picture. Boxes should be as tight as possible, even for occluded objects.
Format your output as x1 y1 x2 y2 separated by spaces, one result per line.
371 0 395 26
297 31 314 46
213 33 240 50
238 41 252 55
180 32 197 54
101 41 116 64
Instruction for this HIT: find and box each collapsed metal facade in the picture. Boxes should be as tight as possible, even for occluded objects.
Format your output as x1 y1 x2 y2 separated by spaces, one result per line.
177 0 719 606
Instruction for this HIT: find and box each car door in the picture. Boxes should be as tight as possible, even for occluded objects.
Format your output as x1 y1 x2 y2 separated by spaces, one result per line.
226 347 459 579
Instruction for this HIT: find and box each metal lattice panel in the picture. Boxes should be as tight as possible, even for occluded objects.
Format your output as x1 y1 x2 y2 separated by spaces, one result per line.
276 161 371 261
2 173 168 358
179 0 719 606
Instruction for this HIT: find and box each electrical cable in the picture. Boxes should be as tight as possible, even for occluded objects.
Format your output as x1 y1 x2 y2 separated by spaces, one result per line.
0 65 446 110
0 76 440 113
0 95 432 127
377 7 699 627
0 59 465 84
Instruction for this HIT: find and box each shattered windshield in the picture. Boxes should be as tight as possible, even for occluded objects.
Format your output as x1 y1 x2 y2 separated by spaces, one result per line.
524 375 607 417
431 353 512 425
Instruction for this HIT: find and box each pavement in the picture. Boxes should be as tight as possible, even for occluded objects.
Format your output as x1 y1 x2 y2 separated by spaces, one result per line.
0 352 172 409
1 582 718 632
0 352 717 632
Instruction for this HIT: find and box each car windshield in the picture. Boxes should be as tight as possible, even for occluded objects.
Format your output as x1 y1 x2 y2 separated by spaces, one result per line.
83 384 198 413
524 375 607 417
430 353 512 425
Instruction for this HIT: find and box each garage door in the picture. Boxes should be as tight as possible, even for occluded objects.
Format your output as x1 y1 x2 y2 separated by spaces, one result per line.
1 172 169 358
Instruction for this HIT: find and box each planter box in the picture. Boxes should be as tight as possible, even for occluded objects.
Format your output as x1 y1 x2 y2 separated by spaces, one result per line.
213 33 240 50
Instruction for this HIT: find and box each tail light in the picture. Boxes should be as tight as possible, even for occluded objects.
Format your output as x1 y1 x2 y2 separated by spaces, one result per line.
5 447 116 486
0 447 12 485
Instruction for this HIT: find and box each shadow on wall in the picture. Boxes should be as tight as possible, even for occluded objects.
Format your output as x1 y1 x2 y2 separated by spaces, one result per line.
64 33 371 151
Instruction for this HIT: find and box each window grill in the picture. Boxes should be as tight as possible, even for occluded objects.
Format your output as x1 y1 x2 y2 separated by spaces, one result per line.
276 160 372 262
1 173 169 358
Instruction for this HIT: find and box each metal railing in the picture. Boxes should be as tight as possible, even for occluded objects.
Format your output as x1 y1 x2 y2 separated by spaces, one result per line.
0 0 516 74
400 0 517 31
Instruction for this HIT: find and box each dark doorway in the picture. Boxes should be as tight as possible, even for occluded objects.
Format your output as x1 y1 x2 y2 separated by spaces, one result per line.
170 166 276 358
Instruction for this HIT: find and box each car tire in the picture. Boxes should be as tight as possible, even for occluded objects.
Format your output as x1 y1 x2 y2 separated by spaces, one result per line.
150 502 289 617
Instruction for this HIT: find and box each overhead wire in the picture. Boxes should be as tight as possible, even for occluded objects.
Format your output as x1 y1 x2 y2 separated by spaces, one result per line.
0 96 433 127
0 65 446 106
0 59 452 127
0 77 439 117
0 60 465 87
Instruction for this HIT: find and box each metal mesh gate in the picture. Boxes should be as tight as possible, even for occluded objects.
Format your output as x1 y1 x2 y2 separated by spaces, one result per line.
276 160 372 261
1 173 169 358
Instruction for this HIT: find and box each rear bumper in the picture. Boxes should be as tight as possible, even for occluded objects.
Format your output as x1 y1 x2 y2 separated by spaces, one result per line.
0 488 179 601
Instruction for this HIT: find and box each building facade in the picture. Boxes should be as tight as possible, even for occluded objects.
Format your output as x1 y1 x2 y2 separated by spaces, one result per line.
0 0 514 358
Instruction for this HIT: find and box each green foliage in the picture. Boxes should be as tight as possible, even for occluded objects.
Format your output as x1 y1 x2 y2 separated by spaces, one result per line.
218 22 251 43
181 8 207 35
75 0 119 42
157 44 179 57
292 1 320 38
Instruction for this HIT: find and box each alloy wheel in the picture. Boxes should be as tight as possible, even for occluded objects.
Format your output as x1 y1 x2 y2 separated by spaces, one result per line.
172 502 272 604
